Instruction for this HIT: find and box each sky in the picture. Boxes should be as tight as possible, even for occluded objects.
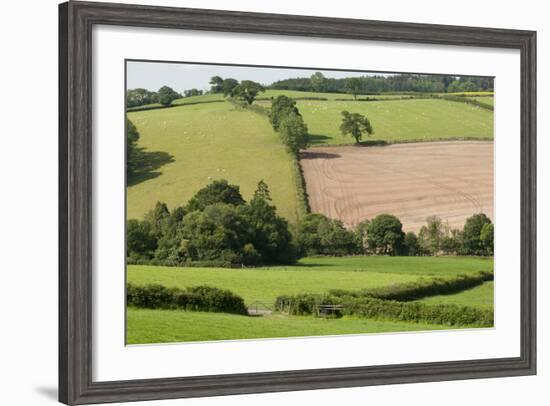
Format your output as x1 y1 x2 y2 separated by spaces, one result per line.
126 61 388 93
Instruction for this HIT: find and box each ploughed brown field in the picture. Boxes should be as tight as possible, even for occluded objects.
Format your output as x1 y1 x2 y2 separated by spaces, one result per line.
300 141 493 233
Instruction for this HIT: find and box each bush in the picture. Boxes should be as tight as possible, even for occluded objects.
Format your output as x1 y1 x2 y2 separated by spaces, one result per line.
127 284 248 315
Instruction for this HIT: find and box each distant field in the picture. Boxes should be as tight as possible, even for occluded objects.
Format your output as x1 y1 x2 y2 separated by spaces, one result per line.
127 256 492 306
447 92 494 96
296 98 493 145
126 102 299 222
127 308 458 344
418 281 494 309
259 89 411 101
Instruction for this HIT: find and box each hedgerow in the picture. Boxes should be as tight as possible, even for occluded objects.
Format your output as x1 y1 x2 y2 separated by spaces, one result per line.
274 271 494 326
274 292 493 327
127 283 248 315
348 270 494 301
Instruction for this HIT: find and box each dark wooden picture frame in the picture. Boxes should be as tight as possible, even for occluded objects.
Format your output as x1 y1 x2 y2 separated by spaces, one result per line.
59 1 537 404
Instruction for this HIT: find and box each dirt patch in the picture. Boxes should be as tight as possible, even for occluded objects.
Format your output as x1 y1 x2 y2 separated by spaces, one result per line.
300 141 493 233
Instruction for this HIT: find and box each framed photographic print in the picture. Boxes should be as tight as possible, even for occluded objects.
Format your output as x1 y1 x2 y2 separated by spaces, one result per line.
59 1 537 404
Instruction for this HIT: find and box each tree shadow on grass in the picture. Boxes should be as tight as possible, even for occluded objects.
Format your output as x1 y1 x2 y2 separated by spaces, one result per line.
308 133 332 145
127 149 175 187
356 139 389 147
300 150 341 160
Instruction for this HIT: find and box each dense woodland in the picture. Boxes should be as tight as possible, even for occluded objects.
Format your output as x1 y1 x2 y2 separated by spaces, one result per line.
270 73 493 95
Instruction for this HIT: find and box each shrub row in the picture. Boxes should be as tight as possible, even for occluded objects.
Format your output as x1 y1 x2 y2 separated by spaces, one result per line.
227 98 269 115
127 283 248 315
345 297 493 327
126 99 225 112
291 155 311 217
127 257 238 268
334 95 432 102
256 96 329 101
339 270 494 302
436 95 494 111
274 293 493 327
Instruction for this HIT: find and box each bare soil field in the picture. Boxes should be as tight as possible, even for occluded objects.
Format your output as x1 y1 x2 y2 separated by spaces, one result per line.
300 141 493 232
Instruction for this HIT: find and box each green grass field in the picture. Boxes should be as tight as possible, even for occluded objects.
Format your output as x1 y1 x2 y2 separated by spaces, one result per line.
127 91 493 220
417 281 494 309
127 307 459 344
296 98 493 145
127 256 493 344
127 256 493 306
127 102 299 221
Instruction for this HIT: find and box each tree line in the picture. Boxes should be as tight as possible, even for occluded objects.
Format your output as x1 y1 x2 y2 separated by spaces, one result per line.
127 177 494 268
271 72 493 95
127 86 182 108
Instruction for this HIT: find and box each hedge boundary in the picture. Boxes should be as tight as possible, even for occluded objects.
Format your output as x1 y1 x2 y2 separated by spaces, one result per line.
335 270 494 301
274 293 493 327
274 271 494 326
126 99 225 112
127 283 248 315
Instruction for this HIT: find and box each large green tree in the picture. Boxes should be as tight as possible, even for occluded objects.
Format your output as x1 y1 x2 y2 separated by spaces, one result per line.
239 181 297 264
209 76 224 93
340 111 374 144
231 80 265 104
462 213 492 255
185 179 246 212
222 78 239 97
278 112 309 155
158 85 180 106
269 96 300 130
296 213 359 256
366 214 405 255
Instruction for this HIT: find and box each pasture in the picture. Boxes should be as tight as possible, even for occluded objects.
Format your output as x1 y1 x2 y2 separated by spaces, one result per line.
127 94 493 223
126 102 299 222
127 256 493 306
296 98 493 145
126 308 457 344
300 141 494 232
418 281 494 309
126 256 493 344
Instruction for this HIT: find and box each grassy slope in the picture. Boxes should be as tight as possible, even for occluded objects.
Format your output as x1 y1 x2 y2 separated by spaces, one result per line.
417 281 494 309
127 307 458 344
127 102 299 222
296 98 493 145
127 256 493 305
